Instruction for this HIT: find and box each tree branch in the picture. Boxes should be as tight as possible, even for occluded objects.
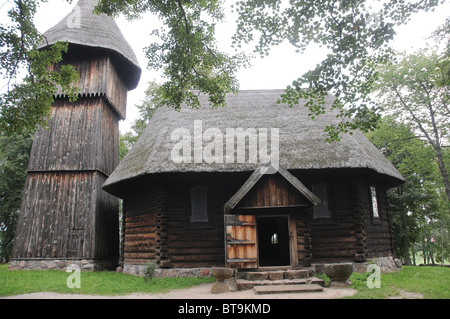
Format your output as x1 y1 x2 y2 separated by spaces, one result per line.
392 85 437 150
176 0 190 35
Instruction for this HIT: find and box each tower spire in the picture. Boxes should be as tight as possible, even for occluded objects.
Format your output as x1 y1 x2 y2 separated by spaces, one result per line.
39 0 141 90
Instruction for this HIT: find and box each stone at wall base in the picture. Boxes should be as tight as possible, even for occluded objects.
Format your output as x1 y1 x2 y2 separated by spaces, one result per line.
9 258 115 271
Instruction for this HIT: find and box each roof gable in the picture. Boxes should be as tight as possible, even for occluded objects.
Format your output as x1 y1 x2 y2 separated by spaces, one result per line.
224 162 320 213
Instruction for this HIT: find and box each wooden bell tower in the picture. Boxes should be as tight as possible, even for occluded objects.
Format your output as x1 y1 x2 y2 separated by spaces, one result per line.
10 0 141 270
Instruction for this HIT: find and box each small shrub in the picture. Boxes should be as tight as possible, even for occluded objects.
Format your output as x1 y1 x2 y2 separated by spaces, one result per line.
143 261 157 283
316 273 330 287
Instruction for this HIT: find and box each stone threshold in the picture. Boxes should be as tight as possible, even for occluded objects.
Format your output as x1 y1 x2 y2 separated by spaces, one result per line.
238 269 313 281
237 277 325 290
253 284 324 294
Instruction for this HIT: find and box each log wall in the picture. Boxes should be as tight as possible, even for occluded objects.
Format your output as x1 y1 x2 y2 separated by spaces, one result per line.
303 174 394 263
122 185 162 265
295 216 311 266
121 172 395 269
122 174 248 268
165 178 231 268
308 177 358 263
361 180 394 259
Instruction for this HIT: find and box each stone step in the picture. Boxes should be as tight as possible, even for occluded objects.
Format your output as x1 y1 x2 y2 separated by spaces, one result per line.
237 277 325 290
254 284 324 294
243 269 312 281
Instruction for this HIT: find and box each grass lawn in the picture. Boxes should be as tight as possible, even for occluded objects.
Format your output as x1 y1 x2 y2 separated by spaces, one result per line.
345 265 450 299
1 264 448 298
0 264 214 297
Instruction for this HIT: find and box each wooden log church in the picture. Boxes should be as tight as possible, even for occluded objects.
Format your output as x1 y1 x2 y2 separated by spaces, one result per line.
11 0 405 274
103 89 405 274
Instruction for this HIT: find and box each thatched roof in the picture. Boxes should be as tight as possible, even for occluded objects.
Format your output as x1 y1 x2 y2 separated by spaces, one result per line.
38 0 141 90
103 90 404 193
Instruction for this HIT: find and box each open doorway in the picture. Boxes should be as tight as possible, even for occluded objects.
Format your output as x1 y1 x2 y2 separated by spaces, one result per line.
257 216 290 267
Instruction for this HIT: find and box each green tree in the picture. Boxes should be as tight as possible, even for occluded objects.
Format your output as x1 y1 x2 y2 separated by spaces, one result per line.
1 1 446 138
367 117 445 264
96 0 249 112
96 0 443 140
374 48 450 201
0 132 33 262
119 80 162 160
1 0 79 135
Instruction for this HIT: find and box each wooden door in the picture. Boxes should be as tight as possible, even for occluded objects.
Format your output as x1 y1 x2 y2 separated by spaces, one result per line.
66 229 85 258
224 214 257 269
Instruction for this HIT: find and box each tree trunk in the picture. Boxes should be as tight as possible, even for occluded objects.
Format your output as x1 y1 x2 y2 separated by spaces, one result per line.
435 148 450 201
399 187 412 265
428 101 450 201
422 238 427 264
403 235 411 265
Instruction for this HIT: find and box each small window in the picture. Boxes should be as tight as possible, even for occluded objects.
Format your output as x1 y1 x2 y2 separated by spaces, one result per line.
312 182 331 219
190 185 208 223
370 185 379 218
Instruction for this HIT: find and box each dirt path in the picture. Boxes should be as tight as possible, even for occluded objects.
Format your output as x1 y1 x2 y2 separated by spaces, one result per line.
2 282 357 299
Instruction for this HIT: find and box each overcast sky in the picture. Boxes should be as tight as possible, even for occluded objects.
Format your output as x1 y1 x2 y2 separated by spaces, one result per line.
30 1 450 133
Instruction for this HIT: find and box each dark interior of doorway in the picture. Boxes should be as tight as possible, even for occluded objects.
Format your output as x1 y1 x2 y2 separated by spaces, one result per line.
257 216 290 267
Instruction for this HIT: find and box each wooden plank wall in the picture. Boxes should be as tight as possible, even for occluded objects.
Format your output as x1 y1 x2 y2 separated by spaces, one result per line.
28 97 118 176
50 53 128 119
237 174 308 208
94 173 119 260
12 171 98 258
12 49 124 265
13 99 120 261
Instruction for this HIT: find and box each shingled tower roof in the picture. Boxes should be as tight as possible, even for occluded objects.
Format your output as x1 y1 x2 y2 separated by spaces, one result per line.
38 0 141 90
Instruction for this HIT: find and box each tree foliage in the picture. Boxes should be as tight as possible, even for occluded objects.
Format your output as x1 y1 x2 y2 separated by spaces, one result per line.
96 0 250 111
0 132 33 262
97 0 443 141
1 0 446 138
119 80 162 161
374 48 450 201
0 0 79 135
367 117 449 264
